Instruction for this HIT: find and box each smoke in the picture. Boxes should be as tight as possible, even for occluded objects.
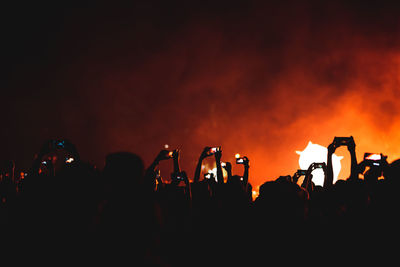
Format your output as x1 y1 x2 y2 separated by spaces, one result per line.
3 1 400 188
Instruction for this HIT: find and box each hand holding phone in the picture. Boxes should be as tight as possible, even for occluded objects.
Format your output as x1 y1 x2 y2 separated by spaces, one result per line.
309 162 327 172
156 149 175 161
207 146 221 156
293 169 306 183
363 153 387 167
236 156 249 165
332 136 355 149
296 169 307 176
328 136 354 153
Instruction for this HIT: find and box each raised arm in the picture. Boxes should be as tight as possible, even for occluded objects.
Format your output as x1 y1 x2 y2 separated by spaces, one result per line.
325 141 336 188
214 150 224 184
172 149 181 174
145 149 171 190
194 147 211 183
242 156 250 188
181 171 192 202
347 136 359 181
303 162 327 192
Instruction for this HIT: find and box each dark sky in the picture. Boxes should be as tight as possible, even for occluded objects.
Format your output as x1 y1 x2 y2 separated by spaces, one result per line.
2 0 400 188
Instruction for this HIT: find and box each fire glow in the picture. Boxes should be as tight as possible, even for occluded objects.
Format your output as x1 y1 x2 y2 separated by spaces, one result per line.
296 141 342 186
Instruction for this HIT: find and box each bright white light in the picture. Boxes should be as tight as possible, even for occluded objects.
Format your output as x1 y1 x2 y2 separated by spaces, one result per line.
235 153 241 159
164 144 169 149
207 167 227 182
65 157 75 163
296 141 342 186
208 168 218 182
365 154 380 160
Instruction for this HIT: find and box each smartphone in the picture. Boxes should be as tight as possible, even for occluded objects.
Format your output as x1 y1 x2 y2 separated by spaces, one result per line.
364 153 383 166
236 158 245 164
334 136 352 146
314 163 325 169
310 162 326 171
208 146 221 155
296 169 307 176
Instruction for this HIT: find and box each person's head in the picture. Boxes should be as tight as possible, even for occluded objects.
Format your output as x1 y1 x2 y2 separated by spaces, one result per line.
384 159 400 183
103 152 145 187
364 167 381 183
228 175 243 185
37 139 80 175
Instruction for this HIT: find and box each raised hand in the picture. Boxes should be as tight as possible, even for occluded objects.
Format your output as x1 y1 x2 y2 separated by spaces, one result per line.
200 147 212 160
155 149 173 163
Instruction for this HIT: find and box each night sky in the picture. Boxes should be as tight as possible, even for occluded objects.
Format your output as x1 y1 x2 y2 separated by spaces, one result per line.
3 0 400 188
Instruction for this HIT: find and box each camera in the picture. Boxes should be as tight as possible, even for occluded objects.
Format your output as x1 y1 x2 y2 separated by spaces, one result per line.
207 146 221 156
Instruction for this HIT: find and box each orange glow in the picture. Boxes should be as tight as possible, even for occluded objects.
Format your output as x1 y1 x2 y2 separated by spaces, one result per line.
41 6 400 195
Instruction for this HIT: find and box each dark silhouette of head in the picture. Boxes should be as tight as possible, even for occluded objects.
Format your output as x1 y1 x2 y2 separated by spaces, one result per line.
384 159 400 183
227 175 243 186
102 152 145 190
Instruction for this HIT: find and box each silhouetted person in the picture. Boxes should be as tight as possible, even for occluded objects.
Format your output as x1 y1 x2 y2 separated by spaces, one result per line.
97 152 162 265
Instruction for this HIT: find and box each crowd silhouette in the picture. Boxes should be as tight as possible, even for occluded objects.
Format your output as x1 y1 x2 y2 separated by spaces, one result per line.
0 137 399 265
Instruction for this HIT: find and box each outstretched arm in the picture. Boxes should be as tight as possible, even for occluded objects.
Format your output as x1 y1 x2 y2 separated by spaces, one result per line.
182 171 192 202
325 141 335 188
172 149 181 174
145 150 171 190
194 147 211 183
242 156 250 188
347 136 359 180
302 166 313 192
214 150 224 184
